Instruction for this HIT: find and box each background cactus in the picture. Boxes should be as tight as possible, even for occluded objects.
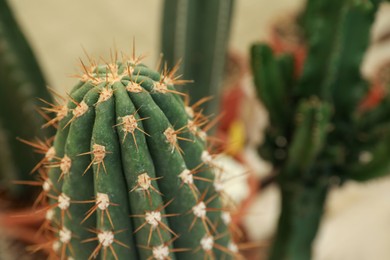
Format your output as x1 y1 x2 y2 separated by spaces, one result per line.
0 0 53 199
32 51 239 259
161 0 235 115
251 0 390 259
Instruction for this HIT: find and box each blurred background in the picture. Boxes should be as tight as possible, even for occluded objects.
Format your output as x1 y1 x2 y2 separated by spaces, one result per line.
3 0 390 259
9 0 303 92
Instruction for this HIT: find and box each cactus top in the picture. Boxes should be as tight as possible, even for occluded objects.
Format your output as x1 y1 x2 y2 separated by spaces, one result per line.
32 52 237 260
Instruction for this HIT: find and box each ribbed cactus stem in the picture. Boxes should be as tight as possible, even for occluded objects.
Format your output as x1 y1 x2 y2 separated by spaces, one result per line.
270 180 328 260
161 0 235 115
30 53 237 259
251 1 387 259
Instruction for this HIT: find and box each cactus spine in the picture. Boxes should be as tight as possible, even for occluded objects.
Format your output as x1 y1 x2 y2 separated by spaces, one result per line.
251 1 389 259
0 0 53 198
33 52 237 259
161 0 235 115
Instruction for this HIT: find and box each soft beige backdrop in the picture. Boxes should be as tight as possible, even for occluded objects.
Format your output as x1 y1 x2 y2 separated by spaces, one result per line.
9 0 303 91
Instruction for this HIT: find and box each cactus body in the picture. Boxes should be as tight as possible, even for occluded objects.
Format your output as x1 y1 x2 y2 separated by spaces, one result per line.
251 1 389 259
0 0 52 198
161 0 234 115
39 57 236 259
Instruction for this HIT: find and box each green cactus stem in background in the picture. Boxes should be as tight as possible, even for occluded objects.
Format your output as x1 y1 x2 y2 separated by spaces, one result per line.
31 51 238 259
251 0 390 260
0 0 53 198
161 0 235 115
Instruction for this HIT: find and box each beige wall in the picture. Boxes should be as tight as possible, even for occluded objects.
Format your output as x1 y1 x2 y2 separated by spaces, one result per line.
9 0 303 92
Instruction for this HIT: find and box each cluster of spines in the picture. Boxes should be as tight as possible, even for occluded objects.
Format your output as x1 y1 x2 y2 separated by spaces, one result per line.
21 49 242 260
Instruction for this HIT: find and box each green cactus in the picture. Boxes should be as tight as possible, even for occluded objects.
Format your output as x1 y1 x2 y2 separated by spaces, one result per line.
161 0 235 115
33 53 238 259
0 0 53 198
251 1 390 259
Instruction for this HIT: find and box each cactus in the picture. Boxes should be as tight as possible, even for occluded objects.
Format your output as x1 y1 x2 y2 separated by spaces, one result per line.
0 0 53 198
251 1 390 260
30 51 238 259
161 0 235 115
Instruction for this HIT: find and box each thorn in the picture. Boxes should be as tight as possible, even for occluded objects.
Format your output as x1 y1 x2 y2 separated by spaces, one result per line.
137 236 190 259
96 86 114 105
17 137 56 173
129 173 163 206
45 154 71 183
13 169 56 208
38 95 69 129
161 59 193 87
129 199 179 245
113 109 150 150
125 37 147 65
163 126 192 155
80 193 119 229
78 144 111 177
62 100 89 130
81 45 97 69
83 229 129 260
79 58 99 83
